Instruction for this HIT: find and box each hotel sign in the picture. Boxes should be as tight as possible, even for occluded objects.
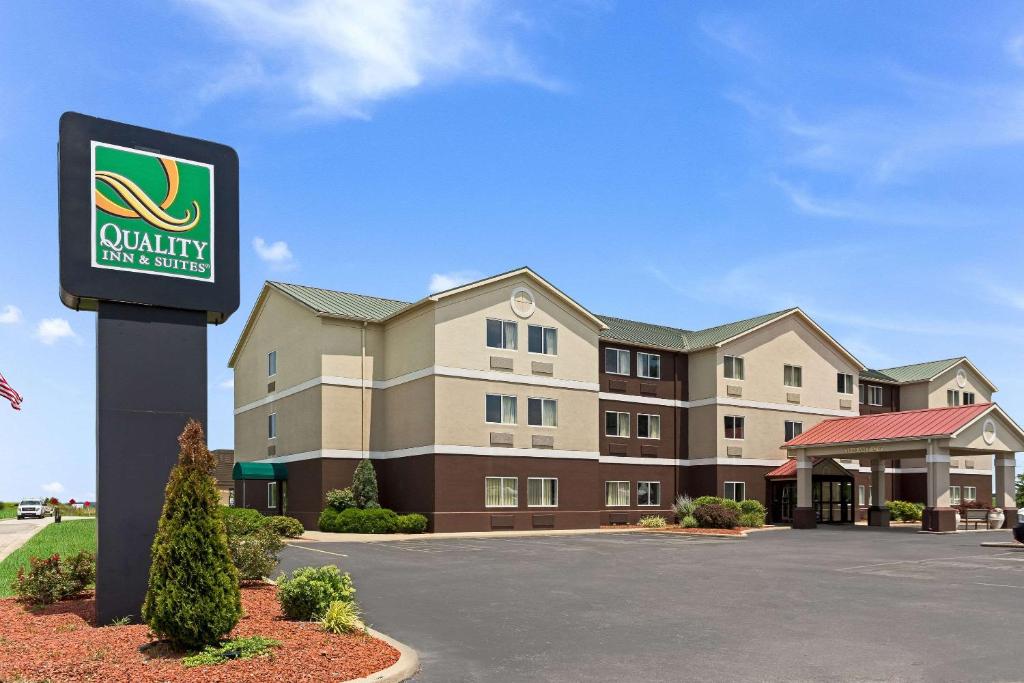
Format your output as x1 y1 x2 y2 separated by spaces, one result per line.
845 446 883 454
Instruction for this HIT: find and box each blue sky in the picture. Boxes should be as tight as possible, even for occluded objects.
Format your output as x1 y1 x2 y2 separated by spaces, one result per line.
1 1 1023 501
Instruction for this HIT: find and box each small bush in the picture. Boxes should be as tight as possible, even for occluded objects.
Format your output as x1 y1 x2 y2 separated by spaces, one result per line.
219 506 267 536
673 495 696 520
738 512 765 528
13 551 96 606
680 515 698 528
227 526 284 582
395 513 428 534
277 565 356 621
638 515 667 528
182 636 280 668
738 499 765 516
693 495 741 513
352 460 379 509
265 515 305 538
321 600 363 635
64 550 96 589
319 507 399 534
886 500 925 522
325 488 357 512
694 503 739 529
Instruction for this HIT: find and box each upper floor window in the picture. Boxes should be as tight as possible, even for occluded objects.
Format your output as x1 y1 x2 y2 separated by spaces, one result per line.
963 392 976 405
947 389 960 407
268 412 277 439
605 411 630 437
486 394 517 425
528 397 557 427
784 364 802 388
527 477 558 507
837 372 853 394
724 481 746 502
605 348 630 375
724 355 744 380
859 383 866 404
868 385 883 406
724 415 745 440
486 318 518 350
267 350 277 377
637 352 661 379
784 420 803 442
637 414 661 439
528 325 558 355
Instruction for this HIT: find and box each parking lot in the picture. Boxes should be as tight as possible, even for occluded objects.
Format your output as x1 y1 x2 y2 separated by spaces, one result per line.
280 527 1023 682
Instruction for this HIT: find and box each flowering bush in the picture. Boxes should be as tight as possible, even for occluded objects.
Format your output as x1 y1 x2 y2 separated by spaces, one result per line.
694 503 739 529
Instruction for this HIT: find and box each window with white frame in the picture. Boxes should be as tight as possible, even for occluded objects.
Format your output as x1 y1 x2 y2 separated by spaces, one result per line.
947 389 960 407
528 325 557 355
605 481 630 507
528 397 557 427
784 420 803 442
950 485 961 506
606 411 630 437
858 485 866 506
868 385 883 406
784 364 802 388
486 394 518 425
637 352 661 379
527 477 558 507
724 415 744 440
637 414 661 439
964 486 977 502
485 477 518 507
268 412 277 439
268 350 277 377
267 481 278 509
637 481 661 506
724 481 746 502
963 392 976 405
724 355 744 380
837 372 853 394
605 348 630 375
859 383 867 404
486 318 518 350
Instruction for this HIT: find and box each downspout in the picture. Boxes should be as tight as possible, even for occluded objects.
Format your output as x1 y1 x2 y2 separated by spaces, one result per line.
361 321 367 459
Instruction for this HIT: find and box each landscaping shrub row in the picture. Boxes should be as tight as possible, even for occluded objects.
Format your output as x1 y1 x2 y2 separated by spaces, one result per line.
885 499 924 522
673 495 766 529
319 507 428 534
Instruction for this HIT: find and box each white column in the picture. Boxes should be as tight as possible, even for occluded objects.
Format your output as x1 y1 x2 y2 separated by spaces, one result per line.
926 443 951 508
995 454 1017 510
870 459 886 507
796 452 813 509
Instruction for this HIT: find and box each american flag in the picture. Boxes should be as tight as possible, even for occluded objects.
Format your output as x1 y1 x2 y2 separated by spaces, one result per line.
0 371 23 411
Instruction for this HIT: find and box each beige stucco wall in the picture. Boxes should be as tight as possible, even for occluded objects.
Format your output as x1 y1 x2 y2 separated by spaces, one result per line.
926 362 995 408
235 385 323 461
899 382 929 410
369 377 435 451
320 318 385 381
955 413 1024 453
383 307 435 379
688 404 717 457
687 349 717 401
715 406 829 460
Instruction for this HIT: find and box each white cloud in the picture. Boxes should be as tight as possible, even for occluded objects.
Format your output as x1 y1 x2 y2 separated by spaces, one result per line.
0 305 22 324
184 0 559 118
35 318 77 345
428 270 481 293
219 377 234 390
41 481 64 495
252 236 296 271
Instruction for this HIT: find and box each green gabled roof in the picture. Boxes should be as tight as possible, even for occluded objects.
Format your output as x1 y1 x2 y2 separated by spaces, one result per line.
269 281 412 322
683 308 799 351
597 315 690 351
865 357 965 384
859 368 900 384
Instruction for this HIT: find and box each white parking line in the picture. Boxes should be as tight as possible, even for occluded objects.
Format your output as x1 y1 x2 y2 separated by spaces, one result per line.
286 543 348 558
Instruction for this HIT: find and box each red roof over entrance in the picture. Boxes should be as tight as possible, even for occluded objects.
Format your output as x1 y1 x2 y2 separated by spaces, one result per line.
765 459 797 479
784 404 992 448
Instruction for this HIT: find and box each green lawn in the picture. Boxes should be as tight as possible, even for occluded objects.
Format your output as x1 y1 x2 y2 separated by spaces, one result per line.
0 505 16 520
0 519 97 597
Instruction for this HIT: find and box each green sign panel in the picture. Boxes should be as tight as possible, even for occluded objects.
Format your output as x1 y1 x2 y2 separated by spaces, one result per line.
92 142 215 282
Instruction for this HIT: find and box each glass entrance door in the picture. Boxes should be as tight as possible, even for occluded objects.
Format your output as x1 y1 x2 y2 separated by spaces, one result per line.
813 478 852 524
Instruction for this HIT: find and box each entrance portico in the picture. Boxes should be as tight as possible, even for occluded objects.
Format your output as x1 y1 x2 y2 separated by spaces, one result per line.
783 404 1023 532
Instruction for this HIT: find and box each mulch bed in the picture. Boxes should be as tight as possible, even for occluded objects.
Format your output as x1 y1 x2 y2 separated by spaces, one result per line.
0 584 400 682
600 525 751 536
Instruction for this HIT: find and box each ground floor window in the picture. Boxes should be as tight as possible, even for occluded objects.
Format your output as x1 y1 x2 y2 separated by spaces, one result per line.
964 486 977 502
724 481 745 501
267 481 277 509
528 477 558 507
485 477 518 507
637 481 661 506
858 484 873 506
605 481 630 506
950 486 962 506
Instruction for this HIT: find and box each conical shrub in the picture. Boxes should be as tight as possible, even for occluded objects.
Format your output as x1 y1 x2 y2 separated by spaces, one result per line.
142 419 241 649
352 458 379 508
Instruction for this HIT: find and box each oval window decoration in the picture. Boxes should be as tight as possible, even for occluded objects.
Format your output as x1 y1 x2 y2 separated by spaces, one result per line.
956 369 967 388
510 287 536 319
982 418 997 445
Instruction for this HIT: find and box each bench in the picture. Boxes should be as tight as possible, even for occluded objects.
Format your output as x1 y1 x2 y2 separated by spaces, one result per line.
960 508 988 530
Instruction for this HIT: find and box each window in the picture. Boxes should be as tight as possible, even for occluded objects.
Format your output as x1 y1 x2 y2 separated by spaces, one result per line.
724 415 745 440
268 350 277 377
486 318 518 350
637 414 661 439
605 481 630 507
947 389 960 407
637 352 661 379
486 394 517 424
784 420 803 442
950 485 961 506
267 412 277 439
724 481 746 502
859 383 866 404
724 355 744 380
605 348 630 375
527 478 558 507
485 477 518 507
964 486 977 502
858 485 866 507
837 372 853 394
868 386 883 406
638 481 661 506
267 481 277 509
528 325 557 355
963 392 976 405
605 411 630 437
528 397 557 427
784 364 803 388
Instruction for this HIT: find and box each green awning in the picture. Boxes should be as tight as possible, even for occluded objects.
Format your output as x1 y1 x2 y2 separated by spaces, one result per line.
232 462 288 481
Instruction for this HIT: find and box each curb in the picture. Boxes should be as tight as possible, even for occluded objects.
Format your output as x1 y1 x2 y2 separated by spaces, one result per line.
344 627 419 683
980 541 1024 548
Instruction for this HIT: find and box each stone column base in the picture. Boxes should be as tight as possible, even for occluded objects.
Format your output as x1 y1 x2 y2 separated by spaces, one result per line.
922 507 957 532
867 506 891 527
1002 508 1018 529
793 507 817 529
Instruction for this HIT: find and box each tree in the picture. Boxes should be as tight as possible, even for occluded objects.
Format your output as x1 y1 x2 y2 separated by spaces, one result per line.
1016 473 1024 509
142 419 241 649
352 458 379 509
